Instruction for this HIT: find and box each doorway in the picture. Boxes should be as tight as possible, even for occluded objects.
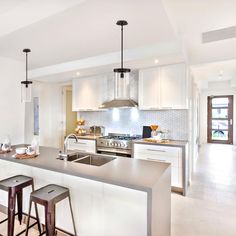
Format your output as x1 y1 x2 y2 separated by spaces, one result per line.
62 86 77 144
207 95 233 144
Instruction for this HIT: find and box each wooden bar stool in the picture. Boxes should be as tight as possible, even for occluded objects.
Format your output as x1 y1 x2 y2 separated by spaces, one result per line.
26 184 77 236
0 175 41 236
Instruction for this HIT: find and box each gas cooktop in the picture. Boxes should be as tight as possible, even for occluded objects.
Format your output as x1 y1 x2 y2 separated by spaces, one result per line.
101 135 140 141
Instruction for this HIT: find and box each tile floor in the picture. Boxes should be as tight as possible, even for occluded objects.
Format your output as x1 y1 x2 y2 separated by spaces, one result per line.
0 144 235 236
172 144 236 236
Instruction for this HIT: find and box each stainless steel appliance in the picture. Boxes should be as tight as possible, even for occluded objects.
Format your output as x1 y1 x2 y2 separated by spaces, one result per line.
96 133 141 157
90 126 105 136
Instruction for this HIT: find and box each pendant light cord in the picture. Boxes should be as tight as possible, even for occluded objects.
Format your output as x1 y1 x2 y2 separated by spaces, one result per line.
25 51 28 87
121 24 123 70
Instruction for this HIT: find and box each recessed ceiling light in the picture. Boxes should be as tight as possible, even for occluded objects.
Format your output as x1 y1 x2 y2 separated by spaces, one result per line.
76 72 80 76
154 59 159 64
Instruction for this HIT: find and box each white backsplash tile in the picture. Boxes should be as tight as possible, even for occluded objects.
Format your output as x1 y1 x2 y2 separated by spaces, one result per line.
78 109 188 140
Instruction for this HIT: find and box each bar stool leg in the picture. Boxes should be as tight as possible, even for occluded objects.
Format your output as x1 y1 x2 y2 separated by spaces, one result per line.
32 182 42 235
68 195 77 236
45 203 56 236
8 189 16 236
25 199 32 236
34 202 42 235
16 189 23 225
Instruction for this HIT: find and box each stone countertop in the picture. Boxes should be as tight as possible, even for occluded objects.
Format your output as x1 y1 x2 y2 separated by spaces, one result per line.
133 139 188 148
0 146 170 193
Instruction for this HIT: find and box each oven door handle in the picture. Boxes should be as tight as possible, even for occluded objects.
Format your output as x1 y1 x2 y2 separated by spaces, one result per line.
96 148 131 155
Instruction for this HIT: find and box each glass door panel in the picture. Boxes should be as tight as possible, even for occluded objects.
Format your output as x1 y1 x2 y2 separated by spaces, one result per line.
212 120 228 130
212 97 229 107
212 108 228 119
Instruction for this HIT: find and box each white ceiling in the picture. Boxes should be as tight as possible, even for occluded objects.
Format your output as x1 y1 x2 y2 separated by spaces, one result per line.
0 0 177 69
0 0 236 84
162 0 236 64
0 0 84 37
162 0 236 86
192 60 236 82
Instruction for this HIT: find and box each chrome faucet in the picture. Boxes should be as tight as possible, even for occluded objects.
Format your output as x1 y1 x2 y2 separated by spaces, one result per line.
64 133 78 154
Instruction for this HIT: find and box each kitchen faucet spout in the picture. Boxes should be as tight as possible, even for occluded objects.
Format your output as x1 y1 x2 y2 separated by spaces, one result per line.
64 133 78 154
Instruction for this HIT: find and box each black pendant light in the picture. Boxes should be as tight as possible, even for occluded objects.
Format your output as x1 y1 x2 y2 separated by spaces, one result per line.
21 48 32 102
113 20 131 78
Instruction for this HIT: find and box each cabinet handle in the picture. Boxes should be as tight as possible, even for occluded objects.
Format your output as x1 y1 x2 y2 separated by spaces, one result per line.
147 158 166 162
161 107 172 109
147 149 166 152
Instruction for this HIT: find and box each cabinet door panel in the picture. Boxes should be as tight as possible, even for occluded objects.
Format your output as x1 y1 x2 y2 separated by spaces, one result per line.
160 64 186 109
134 144 181 157
68 139 96 153
72 76 107 111
138 68 160 109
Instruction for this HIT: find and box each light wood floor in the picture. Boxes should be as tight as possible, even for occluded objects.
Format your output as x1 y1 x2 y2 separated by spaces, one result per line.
1 144 235 236
172 144 236 236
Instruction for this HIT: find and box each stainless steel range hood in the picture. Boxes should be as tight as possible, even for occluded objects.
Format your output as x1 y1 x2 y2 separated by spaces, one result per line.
99 99 138 109
99 72 138 109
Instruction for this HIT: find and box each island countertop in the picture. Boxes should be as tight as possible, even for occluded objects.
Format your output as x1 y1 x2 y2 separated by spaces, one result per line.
0 146 170 193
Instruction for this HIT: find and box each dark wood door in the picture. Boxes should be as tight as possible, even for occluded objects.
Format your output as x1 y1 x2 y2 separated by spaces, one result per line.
207 95 233 144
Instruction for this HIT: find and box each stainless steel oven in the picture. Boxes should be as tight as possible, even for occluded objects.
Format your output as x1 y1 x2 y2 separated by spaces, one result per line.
96 133 140 158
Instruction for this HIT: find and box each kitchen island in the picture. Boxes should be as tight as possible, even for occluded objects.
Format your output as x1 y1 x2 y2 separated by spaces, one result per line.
0 146 171 236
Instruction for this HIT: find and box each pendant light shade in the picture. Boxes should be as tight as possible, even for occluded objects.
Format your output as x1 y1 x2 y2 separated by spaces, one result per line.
113 20 131 79
21 48 32 103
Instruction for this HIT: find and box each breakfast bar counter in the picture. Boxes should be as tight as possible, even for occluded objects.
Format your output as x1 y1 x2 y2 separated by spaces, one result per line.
0 146 171 236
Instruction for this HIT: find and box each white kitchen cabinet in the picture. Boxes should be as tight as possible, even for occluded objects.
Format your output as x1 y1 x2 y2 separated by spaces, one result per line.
72 75 107 111
159 64 187 109
133 143 183 188
138 63 187 110
68 138 96 153
138 67 160 110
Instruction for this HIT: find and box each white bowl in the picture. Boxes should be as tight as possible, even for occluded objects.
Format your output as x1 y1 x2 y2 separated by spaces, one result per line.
15 147 27 155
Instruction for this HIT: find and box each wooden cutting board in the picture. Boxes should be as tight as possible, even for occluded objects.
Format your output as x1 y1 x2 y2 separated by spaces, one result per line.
14 153 38 159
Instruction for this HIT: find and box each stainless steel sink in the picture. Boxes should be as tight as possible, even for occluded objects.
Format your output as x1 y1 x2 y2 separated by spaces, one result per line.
74 155 116 166
57 152 116 166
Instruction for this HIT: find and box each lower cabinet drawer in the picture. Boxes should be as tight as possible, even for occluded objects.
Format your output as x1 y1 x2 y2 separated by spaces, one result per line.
135 152 180 168
134 144 180 157
68 139 96 153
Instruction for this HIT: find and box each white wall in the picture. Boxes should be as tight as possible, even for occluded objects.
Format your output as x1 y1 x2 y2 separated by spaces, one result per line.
200 81 236 144
0 57 25 144
191 82 200 167
25 82 63 148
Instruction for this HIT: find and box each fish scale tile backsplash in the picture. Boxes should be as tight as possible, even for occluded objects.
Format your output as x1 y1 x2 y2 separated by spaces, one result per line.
78 109 188 140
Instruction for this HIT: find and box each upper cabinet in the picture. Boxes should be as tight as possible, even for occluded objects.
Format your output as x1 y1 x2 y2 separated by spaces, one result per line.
138 68 160 110
72 75 108 111
139 63 188 110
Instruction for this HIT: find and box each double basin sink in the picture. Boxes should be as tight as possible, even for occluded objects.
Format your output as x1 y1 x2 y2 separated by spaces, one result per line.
57 152 116 166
